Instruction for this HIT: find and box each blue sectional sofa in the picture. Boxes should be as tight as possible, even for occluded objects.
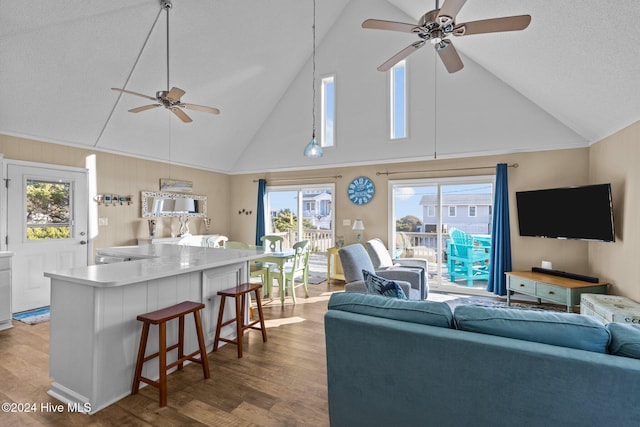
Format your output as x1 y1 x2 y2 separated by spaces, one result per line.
324 292 640 427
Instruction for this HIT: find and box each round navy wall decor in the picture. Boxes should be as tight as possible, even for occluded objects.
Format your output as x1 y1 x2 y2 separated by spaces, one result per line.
348 176 375 205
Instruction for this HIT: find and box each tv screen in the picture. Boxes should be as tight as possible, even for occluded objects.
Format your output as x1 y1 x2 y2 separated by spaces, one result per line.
516 183 615 242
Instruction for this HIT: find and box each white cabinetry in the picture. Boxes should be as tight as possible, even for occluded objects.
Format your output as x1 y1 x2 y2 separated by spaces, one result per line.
0 252 14 331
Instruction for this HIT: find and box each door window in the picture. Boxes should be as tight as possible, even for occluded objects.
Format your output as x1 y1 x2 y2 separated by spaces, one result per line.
26 179 72 240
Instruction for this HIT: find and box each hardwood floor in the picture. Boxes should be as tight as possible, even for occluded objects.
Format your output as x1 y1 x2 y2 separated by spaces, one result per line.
0 280 345 426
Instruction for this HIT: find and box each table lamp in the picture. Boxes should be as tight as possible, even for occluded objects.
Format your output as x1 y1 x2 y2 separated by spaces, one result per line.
174 198 195 237
352 219 365 242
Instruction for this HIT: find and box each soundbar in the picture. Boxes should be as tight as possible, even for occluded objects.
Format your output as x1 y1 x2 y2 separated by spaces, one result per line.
531 267 599 283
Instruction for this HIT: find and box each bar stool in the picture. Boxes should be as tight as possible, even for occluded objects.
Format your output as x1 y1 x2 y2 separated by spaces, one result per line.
213 283 267 358
132 301 210 407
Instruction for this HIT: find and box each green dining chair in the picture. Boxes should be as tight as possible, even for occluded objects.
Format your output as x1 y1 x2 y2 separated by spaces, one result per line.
271 240 310 305
225 241 271 294
261 235 284 252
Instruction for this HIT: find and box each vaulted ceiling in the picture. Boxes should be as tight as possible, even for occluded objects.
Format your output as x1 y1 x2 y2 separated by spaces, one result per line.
2 0 639 174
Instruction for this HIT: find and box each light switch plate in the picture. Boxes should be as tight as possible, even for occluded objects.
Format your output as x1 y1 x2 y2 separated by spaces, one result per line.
342 219 351 227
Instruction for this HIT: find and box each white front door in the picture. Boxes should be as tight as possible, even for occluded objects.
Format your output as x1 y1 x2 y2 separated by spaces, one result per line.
6 161 89 313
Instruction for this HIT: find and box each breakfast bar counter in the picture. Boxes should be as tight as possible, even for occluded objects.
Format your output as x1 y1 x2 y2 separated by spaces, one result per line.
44 244 267 414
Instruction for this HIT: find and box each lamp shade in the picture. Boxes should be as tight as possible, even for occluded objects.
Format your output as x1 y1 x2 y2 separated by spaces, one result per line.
174 198 195 213
304 137 323 158
352 219 365 231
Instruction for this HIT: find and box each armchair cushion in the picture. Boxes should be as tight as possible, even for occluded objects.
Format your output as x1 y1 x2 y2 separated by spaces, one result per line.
362 270 407 300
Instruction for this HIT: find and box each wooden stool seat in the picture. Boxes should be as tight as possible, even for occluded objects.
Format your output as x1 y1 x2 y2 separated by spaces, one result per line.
213 283 267 358
132 301 210 407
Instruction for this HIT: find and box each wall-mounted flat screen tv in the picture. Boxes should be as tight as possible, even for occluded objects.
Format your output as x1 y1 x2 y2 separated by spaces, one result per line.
516 183 615 242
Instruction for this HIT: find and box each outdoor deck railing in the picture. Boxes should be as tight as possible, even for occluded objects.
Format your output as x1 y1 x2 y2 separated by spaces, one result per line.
268 230 334 252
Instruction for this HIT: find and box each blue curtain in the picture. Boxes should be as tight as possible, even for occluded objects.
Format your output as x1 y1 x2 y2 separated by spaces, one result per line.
487 163 512 296
255 179 266 246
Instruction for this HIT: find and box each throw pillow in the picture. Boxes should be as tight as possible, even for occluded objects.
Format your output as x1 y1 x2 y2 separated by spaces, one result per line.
328 292 453 328
362 269 407 299
607 322 640 359
454 305 610 353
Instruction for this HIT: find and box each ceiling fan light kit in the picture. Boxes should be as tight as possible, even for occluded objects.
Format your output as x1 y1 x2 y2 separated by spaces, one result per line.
111 0 220 123
362 0 531 73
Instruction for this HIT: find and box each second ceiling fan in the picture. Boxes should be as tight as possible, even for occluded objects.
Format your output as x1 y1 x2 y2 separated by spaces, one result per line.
112 0 220 123
362 0 531 73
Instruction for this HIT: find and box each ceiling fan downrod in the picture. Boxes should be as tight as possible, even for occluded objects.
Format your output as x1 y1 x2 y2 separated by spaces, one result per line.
162 0 172 93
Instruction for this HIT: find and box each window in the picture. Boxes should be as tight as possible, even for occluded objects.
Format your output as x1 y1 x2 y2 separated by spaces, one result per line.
469 206 477 217
321 75 335 148
390 60 407 139
26 179 71 240
389 177 495 293
265 184 335 251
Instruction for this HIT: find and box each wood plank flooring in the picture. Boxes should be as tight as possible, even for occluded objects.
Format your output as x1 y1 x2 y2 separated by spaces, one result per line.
0 280 346 426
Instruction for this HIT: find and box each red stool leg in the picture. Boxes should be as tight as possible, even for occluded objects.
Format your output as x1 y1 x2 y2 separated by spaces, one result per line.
193 310 211 379
213 295 226 352
178 314 185 371
235 294 243 358
158 321 168 407
254 289 268 343
131 322 150 395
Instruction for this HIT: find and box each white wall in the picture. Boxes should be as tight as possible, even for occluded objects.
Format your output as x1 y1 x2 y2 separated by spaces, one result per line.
232 0 586 173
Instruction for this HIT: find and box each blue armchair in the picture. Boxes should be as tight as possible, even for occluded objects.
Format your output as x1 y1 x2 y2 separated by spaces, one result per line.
365 238 428 299
338 244 423 300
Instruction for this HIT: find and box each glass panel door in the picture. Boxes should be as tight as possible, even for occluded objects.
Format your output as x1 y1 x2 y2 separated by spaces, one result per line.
390 177 494 295
266 184 335 252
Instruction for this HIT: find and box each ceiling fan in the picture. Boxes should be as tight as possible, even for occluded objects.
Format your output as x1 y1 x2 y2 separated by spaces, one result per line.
362 0 531 73
111 0 219 123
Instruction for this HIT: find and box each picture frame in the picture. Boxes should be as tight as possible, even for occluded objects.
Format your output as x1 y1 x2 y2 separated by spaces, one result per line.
159 178 193 193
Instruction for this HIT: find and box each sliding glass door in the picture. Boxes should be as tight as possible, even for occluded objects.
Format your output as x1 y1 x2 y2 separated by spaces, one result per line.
389 176 495 294
265 184 335 252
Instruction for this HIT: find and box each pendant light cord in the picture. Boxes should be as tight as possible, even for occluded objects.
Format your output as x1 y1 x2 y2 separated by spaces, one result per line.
312 0 316 139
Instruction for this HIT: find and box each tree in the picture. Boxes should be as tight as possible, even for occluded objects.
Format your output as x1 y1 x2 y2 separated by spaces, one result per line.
26 181 71 240
272 209 314 232
396 215 423 232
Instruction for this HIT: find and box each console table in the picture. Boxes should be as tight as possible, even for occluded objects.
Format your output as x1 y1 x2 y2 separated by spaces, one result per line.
505 271 609 312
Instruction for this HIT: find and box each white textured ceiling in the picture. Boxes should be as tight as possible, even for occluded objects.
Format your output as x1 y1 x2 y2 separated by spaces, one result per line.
1 0 639 173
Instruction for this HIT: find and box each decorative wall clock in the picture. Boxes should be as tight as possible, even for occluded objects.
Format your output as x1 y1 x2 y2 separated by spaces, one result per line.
348 176 375 205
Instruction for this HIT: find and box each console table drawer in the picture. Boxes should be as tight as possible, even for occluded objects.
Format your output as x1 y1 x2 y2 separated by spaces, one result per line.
535 283 566 304
508 277 536 294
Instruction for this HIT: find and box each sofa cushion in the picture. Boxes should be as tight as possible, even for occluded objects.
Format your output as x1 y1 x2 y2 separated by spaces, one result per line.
454 305 610 353
327 292 453 328
362 270 407 299
607 322 640 359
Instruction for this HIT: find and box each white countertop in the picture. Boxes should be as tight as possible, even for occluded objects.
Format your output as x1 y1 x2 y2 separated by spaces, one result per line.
44 244 268 288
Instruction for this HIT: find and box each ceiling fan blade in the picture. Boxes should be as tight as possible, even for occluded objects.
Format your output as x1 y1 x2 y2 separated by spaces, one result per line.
111 88 157 101
171 107 193 123
181 103 221 115
436 40 464 73
454 15 531 36
362 19 419 33
129 104 161 113
437 0 467 24
166 87 186 102
377 41 425 72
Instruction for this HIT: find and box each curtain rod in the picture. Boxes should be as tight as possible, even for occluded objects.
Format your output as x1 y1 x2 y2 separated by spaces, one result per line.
376 163 518 176
253 175 342 183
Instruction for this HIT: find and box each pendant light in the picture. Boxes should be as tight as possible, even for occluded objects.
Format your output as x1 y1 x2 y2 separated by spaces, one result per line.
303 0 323 158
